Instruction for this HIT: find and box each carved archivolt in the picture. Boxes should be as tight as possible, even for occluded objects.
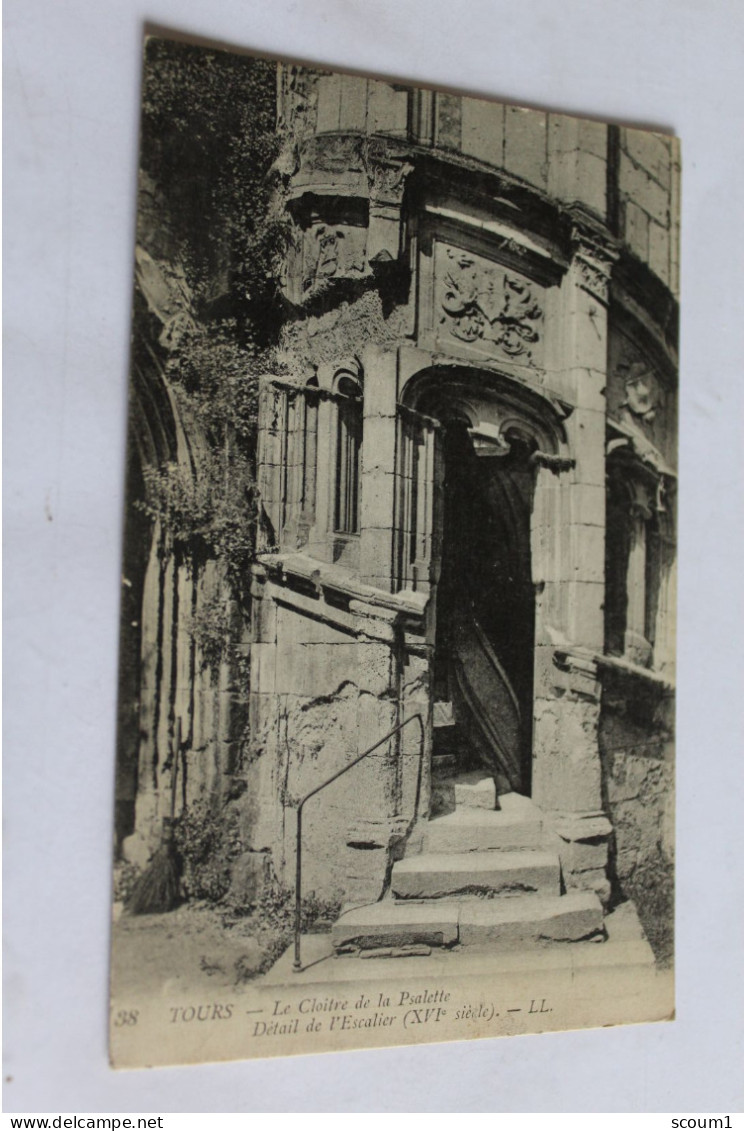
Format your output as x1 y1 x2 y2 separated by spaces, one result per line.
405 368 564 461
437 246 544 363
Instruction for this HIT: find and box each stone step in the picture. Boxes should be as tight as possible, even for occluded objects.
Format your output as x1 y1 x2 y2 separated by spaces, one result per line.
432 771 496 812
333 900 459 951
332 891 604 952
422 796 544 854
391 849 560 900
459 891 604 945
453 772 497 809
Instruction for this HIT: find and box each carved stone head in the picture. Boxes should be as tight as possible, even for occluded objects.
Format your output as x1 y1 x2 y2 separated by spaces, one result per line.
622 360 659 423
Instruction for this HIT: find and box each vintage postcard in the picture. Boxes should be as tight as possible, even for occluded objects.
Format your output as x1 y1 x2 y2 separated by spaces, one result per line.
110 34 678 1068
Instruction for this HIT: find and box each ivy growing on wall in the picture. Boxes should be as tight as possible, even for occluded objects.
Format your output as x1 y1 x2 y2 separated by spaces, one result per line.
134 37 289 609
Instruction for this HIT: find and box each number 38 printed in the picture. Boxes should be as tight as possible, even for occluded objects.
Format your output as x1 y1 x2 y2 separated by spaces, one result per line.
113 1008 139 1027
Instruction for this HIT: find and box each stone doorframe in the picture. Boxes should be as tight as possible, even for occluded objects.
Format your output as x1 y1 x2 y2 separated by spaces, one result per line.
396 349 613 901
398 356 569 782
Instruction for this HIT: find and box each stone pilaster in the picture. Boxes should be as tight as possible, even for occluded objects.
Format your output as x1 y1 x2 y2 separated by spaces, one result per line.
532 218 617 897
359 346 398 590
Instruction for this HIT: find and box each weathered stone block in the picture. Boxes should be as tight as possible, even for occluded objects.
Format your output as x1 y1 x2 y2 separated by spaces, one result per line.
435 92 462 148
547 112 579 162
623 128 672 189
570 484 605 529
452 772 496 810
567 407 606 485
356 693 397 740
534 580 569 635
574 150 608 217
315 74 342 133
624 199 650 261
361 415 397 473
360 346 398 415
578 119 608 160
567 579 604 648
251 593 275 643
359 528 393 588
397 345 435 397
361 469 397 529
351 606 396 645
533 645 560 698
356 642 394 696
460 96 504 165
251 643 276 695
368 79 408 136
423 801 544 853
332 900 459 950
391 850 560 899
558 836 609 874
619 151 669 226
338 73 367 132
531 524 565 585
292 611 355 647
532 697 603 813
569 523 605 584
368 211 401 265
274 641 361 697
563 864 611 907
504 106 547 189
648 219 671 286
458 891 604 945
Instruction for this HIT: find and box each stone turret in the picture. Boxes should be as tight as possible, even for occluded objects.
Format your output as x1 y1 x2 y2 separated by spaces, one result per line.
248 67 677 960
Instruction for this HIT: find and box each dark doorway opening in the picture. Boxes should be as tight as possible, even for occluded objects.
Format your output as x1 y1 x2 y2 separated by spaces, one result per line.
433 418 536 796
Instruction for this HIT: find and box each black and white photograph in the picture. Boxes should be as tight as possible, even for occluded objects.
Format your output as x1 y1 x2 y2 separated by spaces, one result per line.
110 35 677 1068
6 0 744 1114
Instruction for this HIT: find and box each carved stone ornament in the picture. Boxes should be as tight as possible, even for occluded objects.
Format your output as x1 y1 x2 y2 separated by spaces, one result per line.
303 221 367 291
628 479 655 522
621 358 660 423
570 224 618 305
365 144 413 264
366 142 413 206
438 246 543 363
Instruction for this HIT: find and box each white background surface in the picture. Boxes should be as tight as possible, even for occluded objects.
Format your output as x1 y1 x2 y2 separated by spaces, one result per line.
4 0 744 1113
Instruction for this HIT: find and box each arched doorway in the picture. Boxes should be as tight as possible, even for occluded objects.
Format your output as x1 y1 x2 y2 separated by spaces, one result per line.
401 364 564 803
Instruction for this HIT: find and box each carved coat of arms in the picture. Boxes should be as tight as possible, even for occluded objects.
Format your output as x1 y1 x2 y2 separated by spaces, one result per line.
439 247 543 362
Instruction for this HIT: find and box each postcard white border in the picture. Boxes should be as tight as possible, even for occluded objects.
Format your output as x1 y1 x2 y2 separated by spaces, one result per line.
4 0 744 1112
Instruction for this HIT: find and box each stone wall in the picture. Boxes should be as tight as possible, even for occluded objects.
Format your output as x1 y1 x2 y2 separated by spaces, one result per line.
281 69 680 302
247 569 428 902
615 127 680 294
599 667 675 962
119 336 245 868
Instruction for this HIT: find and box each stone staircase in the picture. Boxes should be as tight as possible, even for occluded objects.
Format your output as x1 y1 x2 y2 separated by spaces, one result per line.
332 772 605 955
